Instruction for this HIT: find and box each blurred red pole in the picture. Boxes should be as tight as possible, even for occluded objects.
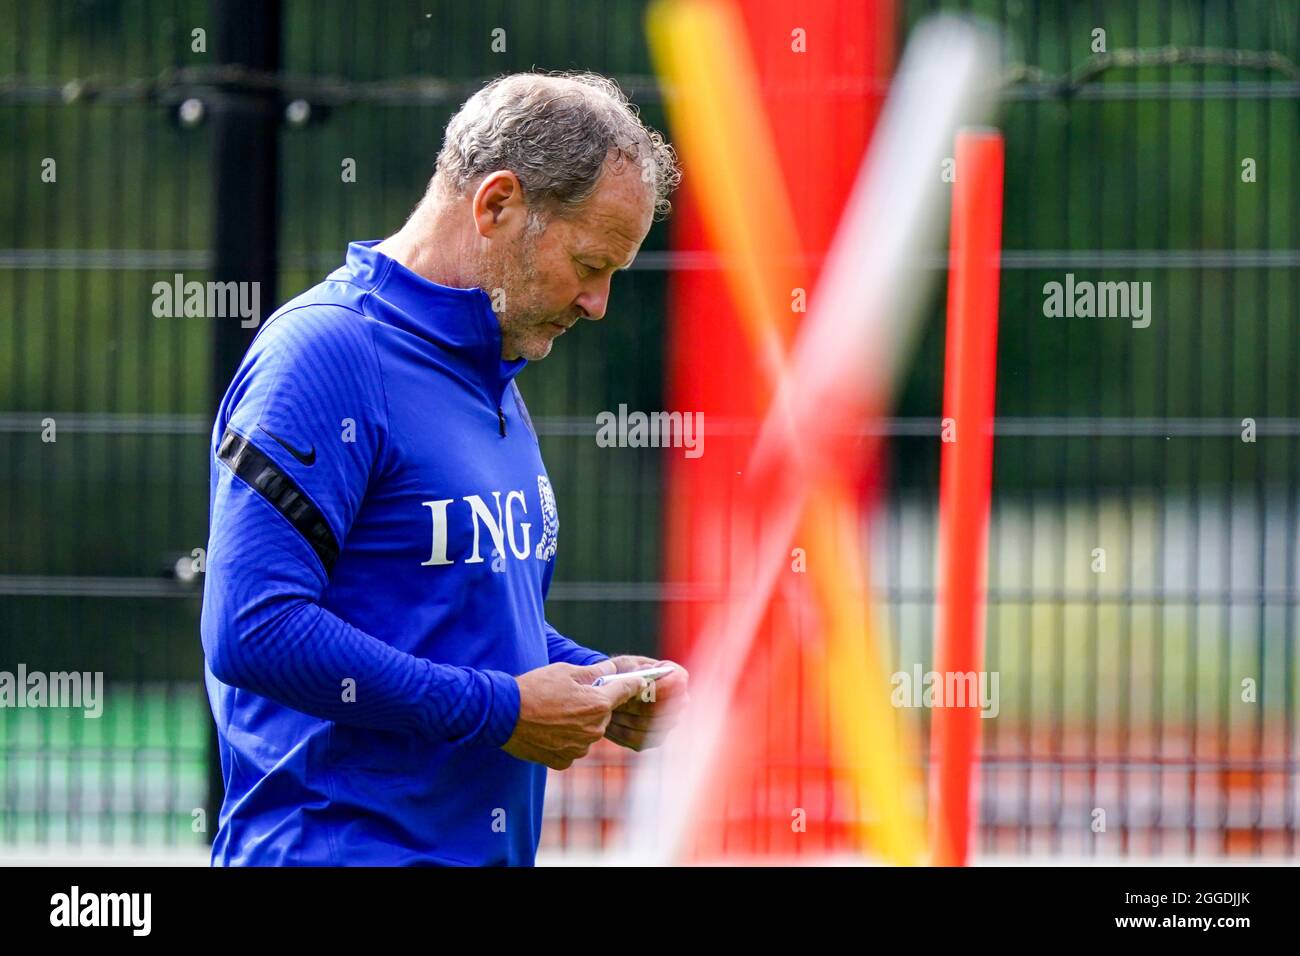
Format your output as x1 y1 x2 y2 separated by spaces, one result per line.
659 0 893 859
662 0 894 664
930 129 1004 867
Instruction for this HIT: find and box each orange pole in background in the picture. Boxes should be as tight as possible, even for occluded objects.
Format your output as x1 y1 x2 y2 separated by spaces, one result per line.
930 128 1004 867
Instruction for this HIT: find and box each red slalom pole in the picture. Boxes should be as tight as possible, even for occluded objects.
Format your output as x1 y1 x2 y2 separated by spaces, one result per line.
929 128 1004 867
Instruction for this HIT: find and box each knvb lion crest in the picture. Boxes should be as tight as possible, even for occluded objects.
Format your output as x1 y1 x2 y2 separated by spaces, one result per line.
535 475 558 561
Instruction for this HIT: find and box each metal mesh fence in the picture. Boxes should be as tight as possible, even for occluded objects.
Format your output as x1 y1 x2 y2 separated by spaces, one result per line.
0 0 1296 861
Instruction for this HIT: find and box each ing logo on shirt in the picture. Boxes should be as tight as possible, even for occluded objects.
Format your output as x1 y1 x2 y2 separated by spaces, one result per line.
421 474 558 568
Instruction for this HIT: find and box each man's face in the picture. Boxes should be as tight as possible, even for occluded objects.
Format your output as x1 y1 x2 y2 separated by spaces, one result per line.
484 165 654 361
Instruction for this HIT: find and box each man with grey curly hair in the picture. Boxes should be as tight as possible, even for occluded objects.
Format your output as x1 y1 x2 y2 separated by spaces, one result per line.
381 71 681 362
202 71 688 866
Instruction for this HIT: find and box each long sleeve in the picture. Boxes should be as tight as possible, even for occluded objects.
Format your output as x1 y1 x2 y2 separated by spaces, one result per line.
200 306 520 748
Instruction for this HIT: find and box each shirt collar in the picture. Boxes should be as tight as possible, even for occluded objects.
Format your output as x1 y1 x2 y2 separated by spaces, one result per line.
336 239 528 402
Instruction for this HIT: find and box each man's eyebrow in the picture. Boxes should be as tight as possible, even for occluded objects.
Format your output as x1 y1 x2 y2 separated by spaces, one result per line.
575 246 637 271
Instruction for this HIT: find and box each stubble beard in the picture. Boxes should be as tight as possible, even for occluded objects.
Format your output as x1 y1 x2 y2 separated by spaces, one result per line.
483 230 571 361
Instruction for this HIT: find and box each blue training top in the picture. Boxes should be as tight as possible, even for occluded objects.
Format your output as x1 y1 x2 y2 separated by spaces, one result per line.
200 239 607 866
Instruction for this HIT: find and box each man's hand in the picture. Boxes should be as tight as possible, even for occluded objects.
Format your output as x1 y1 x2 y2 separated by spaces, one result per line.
602 654 690 752
501 660 648 770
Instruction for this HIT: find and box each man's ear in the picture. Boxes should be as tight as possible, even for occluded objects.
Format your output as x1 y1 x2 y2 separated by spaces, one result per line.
472 171 526 238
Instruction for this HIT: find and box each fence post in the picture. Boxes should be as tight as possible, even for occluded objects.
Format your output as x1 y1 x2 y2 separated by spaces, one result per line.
205 0 282 847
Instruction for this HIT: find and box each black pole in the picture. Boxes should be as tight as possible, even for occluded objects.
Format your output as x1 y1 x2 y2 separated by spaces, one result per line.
205 0 282 847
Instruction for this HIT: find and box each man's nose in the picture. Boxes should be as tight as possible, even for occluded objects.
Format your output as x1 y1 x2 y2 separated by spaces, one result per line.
575 280 611 321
